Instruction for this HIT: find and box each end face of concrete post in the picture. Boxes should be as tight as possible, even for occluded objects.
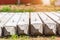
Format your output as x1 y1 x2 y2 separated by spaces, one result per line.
3 27 16 36
43 23 56 35
17 24 29 35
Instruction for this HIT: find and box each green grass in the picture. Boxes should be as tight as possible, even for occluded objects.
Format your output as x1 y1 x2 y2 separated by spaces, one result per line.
9 35 29 40
50 35 56 40
0 7 35 12
19 35 29 40
12 9 34 12
10 34 18 40
1 7 11 12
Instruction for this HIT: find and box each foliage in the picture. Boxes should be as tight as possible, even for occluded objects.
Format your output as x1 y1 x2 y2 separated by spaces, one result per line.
1 7 11 12
20 35 29 40
50 36 56 40
10 34 18 40
0 7 35 12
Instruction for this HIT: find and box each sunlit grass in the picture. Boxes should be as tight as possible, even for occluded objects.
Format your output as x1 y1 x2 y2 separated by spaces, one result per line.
0 35 29 40
50 35 56 40
0 7 11 12
0 6 35 12
19 35 29 40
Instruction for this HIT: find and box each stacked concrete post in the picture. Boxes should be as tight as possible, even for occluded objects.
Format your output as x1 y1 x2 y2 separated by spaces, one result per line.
17 12 29 35
0 13 12 37
0 12 60 36
3 13 21 36
38 12 57 35
45 12 60 35
30 12 43 35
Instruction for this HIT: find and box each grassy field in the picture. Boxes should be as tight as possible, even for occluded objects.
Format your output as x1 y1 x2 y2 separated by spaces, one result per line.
0 5 60 12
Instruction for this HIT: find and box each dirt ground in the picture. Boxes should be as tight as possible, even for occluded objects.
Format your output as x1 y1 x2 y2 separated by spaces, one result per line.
0 36 60 40
0 4 60 12
30 36 60 40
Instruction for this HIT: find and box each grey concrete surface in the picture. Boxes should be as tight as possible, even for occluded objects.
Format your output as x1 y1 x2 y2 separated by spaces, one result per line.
45 12 60 35
38 12 57 35
18 12 29 35
4 13 21 36
0 13 14 36
31 12 43 35
0 12 59 36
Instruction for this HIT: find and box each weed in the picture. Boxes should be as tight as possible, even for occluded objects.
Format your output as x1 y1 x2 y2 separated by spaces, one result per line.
10 34 18 40
0 7 35 12
20 35 29 40
50 35 56 40
1 7 11 12
13 9 34 12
